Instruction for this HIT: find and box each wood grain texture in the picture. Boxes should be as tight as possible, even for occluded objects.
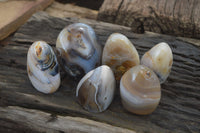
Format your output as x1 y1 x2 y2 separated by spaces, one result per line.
0 0 54 41
0 106 134 133
0 12 200 133
98 0 200 39
45 1 98 19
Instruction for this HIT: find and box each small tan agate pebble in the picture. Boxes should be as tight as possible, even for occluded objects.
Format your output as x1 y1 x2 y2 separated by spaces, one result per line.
141 42 173 84
102 33 140 80
120 65 161 115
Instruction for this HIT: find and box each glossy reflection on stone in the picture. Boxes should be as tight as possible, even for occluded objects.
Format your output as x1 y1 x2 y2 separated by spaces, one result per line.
76 65 116 113
141 42 173 84
56 23 102 78
27 41 60 94
102 33 140 80
120 65 161 115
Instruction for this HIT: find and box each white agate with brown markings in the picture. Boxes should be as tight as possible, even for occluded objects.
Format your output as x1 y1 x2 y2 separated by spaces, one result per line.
27 41 60 94
76 65 115 113
102 33 140 80
120 65 161 115
141 42 173 84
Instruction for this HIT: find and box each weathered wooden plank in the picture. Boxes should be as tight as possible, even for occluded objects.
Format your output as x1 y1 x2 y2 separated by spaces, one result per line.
98 0 200 39
0 12 200 133
45 1 98 19
0 106 134 133
0 0 54 41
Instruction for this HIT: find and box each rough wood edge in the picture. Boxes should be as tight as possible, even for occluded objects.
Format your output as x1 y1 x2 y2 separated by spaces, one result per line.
0 0 54 41
45 1 98 19
97 0 200 39
0 106 136 133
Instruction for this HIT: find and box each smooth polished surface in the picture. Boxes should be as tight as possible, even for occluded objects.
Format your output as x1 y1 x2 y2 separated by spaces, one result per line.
56 23 102 78
120 65 161 115
76 65 116 113
27 41 60 94
141 42 173 83
102 33 140 80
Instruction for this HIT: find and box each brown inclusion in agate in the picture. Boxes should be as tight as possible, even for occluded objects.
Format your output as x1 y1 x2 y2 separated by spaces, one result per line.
76 65 115 113
78 78 99 112
102 33 139 81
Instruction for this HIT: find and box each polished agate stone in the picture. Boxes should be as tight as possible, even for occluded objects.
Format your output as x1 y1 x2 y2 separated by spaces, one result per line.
76 65 116 113
102 33 139 80
141 42 173 84
120 65 161 115
56 23 102 78
27 41 60 94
